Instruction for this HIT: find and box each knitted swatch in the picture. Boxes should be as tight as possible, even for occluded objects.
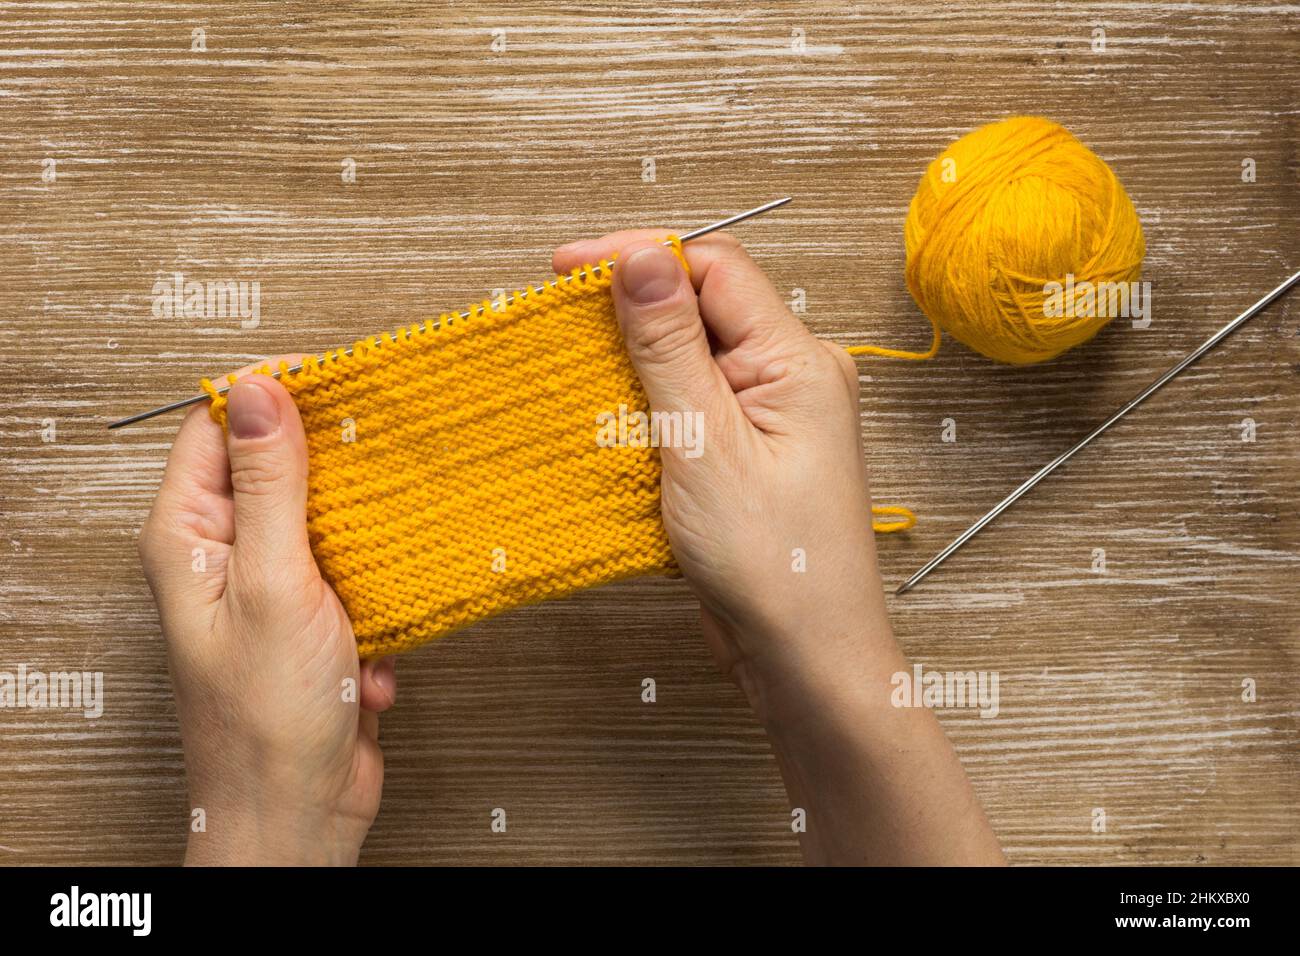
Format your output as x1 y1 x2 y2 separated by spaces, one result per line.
203 252 675 657
202 241 914 658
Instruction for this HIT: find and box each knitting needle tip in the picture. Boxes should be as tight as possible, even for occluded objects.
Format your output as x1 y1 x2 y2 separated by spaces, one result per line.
106 197 796 430
893 267 1300 595
677 197 792 242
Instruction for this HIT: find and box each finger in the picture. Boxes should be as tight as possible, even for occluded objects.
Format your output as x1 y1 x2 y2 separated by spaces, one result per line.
691 235 826 390
149 401 234 545
553 229 667 274
557 232 792 344
223 374 316 590
144 354 317 610
610 239 730 424
557 232 817 389
139 402 236 621
358 707 380 745
822 339 862 400
359 656 397 713
148 352 312 550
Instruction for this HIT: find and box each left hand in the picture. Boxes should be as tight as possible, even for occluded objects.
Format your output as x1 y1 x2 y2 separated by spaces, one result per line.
139 361 396 865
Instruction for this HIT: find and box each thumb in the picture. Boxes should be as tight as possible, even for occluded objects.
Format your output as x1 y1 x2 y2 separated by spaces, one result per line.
612 241 727 420
224 374 314 584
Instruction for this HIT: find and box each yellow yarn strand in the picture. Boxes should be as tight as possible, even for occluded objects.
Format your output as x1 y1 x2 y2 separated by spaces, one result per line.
844 313 941 361
843 272 940 527
870 505 916 533
849 330 929 528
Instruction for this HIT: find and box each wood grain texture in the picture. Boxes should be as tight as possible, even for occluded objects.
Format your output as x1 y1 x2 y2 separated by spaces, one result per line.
0 1 1296 865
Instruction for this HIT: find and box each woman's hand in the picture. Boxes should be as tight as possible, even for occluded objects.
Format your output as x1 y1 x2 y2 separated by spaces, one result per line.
554 232 1004 865
139 365 396 865
554 232 886 712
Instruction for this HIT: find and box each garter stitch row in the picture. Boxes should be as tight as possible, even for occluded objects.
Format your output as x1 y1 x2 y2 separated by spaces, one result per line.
202 239 913 658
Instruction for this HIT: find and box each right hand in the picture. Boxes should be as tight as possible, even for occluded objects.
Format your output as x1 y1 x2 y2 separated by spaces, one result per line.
553 232 891 714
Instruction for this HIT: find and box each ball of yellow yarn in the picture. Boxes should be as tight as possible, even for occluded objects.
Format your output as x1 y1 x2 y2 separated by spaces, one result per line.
904 116 1145 364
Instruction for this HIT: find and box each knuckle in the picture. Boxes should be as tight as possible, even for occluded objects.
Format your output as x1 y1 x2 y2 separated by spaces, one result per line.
782 350 822 386
627 310 707 367
136 522 160 579
819 341 860 397
137 511 175 579
708 255 749 288
835 344 860 389
137 515 156 560
229 450 284 499
708 250 759 292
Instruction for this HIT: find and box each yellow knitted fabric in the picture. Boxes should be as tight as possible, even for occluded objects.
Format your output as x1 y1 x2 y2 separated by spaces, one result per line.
203 252 675 657
201 241 911 657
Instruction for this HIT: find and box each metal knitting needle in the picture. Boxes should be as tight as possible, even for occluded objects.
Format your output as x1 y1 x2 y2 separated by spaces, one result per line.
895 267 1300 596
106 197 793 429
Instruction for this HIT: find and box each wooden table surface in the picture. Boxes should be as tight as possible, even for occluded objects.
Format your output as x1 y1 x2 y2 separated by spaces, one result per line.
1 2 1296 866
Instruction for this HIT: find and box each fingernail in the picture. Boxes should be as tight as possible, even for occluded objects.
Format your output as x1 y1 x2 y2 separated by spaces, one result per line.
373 658 397 705
619 245 682 305
227 380 281 439
555 240 587 256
